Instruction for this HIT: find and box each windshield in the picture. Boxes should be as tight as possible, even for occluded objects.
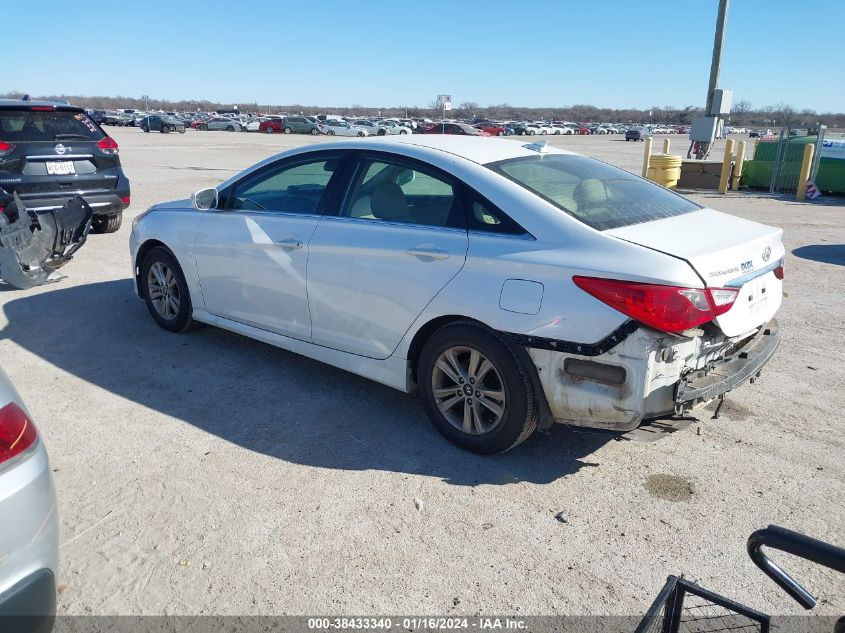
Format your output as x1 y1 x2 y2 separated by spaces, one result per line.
0 109 105 142
488 154 700 231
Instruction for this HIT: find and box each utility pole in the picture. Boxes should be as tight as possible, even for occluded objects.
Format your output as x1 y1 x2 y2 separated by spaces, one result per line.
697 0 730 158
705 0 729 119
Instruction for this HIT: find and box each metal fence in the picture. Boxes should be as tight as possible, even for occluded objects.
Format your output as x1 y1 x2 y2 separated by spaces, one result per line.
768 125 826 194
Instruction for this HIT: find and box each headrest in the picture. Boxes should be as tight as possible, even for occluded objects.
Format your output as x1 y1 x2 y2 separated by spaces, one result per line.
371 183 409 220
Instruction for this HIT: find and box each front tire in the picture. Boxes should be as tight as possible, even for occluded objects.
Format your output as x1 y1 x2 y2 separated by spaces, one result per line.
265 126 274 133
418 323 537 454
91 213 122 234
140 246 198 333
310 127 319 135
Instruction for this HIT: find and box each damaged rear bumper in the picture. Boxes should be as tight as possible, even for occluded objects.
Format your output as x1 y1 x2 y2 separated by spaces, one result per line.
524 318 780 432
675 319 780 408
0 194 93 289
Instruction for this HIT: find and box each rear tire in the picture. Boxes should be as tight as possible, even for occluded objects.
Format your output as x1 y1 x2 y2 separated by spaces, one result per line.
140 246 198 333
91 213 123 234
284 127 292 134
418 323 537 454
265 126 274 133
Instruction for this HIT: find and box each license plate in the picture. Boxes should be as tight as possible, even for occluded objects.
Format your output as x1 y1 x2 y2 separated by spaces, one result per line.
46 161 75 175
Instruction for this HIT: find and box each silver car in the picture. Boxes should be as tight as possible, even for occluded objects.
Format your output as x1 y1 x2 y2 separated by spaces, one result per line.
0 367 58 628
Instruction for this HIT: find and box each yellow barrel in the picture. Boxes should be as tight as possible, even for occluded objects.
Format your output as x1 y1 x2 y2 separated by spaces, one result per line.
646 153 682 189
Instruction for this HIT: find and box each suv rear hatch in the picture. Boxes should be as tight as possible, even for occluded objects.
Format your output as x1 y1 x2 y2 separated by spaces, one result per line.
0 104 122 210
607 208 784 337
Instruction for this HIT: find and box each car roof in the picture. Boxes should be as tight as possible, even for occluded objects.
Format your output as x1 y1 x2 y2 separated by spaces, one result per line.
354 135 575 165
0 99 83 112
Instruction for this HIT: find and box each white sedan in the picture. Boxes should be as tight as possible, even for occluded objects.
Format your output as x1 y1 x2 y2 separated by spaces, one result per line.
378 120 413 135
131 136 784 454
319 120 368 137
245 116 275 132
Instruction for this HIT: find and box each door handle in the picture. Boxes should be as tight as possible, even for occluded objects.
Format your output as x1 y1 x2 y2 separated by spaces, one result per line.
274 238 304 250
406 246 449 260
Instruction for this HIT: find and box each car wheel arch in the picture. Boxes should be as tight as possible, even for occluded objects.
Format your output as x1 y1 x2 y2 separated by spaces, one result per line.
405 314 554 429
134 239 175 294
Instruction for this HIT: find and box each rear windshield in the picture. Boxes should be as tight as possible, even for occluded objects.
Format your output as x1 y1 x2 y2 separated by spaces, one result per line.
488 154 700 231
0 109 104 142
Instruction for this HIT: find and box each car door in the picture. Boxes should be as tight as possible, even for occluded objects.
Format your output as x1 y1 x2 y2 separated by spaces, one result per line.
307 152 469 359
194 151 349 341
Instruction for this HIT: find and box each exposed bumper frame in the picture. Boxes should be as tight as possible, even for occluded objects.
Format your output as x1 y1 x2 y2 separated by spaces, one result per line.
676 319 780 406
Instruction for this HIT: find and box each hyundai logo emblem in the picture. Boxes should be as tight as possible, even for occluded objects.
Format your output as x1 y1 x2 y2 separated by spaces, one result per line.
762 246 772 262
54 143 68 155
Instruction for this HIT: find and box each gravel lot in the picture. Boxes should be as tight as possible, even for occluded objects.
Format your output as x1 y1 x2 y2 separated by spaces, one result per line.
2 128 843 617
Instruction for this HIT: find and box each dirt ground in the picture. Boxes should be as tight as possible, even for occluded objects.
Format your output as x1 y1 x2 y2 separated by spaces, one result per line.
2 128 843 618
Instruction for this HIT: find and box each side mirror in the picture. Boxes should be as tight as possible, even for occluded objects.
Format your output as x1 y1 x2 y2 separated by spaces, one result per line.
191 188 218 210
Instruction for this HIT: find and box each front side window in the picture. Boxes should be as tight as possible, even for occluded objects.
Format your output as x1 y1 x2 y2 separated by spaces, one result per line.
488 154 700 231
342 158 458 227
228 157 340 214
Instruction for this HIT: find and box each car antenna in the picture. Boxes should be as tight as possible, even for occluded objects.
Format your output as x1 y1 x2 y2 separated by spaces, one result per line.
523 139 550 154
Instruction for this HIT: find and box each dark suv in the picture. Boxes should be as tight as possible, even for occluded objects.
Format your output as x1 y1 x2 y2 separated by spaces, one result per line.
0 99 130 233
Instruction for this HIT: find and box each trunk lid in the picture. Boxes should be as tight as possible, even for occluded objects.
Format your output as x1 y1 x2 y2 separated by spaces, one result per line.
607 208 784 336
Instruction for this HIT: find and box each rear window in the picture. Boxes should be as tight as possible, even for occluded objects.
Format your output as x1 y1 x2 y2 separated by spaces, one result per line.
0 109 104 142
488 154 700 231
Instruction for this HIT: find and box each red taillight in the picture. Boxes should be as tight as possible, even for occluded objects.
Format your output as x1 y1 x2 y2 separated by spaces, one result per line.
0 402 38 465
572 276 738 333
30 105 55 111
0 141 15 157
774 262 785 280
97 136 119 154
120 196 130 205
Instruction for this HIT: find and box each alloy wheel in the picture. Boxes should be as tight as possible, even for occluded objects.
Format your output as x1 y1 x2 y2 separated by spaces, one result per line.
147 261 181 320
431 346 506 435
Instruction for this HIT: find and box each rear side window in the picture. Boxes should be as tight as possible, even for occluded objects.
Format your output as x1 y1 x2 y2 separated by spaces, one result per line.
0 109 104 142
342 158 459 228
488 154 700 231
465 190 530 237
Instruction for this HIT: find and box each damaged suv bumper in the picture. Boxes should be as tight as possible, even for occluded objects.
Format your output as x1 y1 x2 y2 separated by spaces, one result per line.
525 319 780 432
0 194 93 289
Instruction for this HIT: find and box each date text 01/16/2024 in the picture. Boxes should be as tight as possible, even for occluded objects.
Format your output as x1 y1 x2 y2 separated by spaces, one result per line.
306 617 528 630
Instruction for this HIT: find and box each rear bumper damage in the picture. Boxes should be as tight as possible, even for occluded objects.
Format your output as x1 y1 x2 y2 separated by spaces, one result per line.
0 194 93 289
525 318 780 432
675 320 780 407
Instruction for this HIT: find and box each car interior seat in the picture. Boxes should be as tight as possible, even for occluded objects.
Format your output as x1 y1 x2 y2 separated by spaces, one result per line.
370 182 410 222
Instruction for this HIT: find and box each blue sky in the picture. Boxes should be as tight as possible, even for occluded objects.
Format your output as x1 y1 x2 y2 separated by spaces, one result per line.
4 0 843 112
